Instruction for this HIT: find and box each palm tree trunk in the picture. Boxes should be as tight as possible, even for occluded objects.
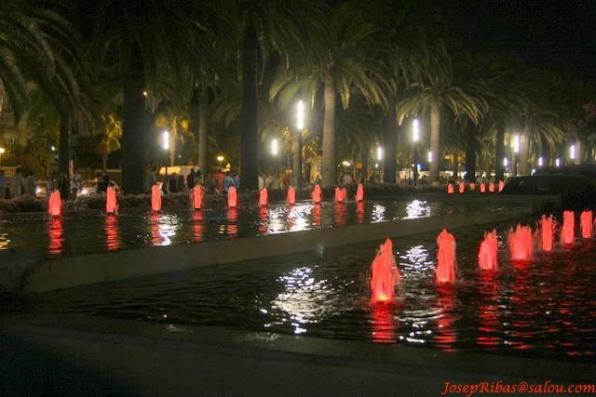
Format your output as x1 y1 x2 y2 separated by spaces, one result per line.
198 90 207 176
495 127 505 180
518 133 529 175
382 101 396 183
429 102 440 181
169 119 177 167
239 22 259 190
464 127 477 182
321 72 336 187
292 129 302 190
59 114 70 199
121 43 146 194
102 152 108 171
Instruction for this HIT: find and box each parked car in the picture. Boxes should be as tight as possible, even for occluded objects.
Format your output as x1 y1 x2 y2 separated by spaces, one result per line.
500 175 596 209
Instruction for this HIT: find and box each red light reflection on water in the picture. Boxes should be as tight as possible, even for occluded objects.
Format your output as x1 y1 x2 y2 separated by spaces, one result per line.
227 208 239 237
258 207 268 235
105 214 120 251
312 204 321 226
561 211 575 246
434 285 457 352
47 217 64 255
150 214 162 246
476 273 500 349
191 211 204 242
334 203 346 227
356 201 365 224
370 303 396 343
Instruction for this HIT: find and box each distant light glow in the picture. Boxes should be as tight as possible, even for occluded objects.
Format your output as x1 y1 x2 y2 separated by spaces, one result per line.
143 91 148 97
161 130 170 151
376 146 383 161
216 155 224 163
296 101 305 130
555 158 560 167
538 156 544 167
503 157 508 167
569 144 576 160
271 138 279 156
427 150 432 162
342 160 351 167
374 162 379 169
513 135 520 154
412 119 420 142
51 146 56 152
0 147 5 154
531 168 536 175
416 163 421 171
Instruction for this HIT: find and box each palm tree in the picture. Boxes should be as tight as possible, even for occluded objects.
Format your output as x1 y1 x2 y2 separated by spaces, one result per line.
153 101 191 167
398 47 486 181
98 114 122 170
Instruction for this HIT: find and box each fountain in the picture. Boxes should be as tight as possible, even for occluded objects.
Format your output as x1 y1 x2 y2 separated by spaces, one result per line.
580 210 593 239
105 214 120 251
458 182 465 194
48 190 62 217
334 202 346 226
478 230 498 270
47 217 64 255
539 215 555 251
287 186 296 205
191 185 203 210
469 183 476 191
227 208 239 237
370 238 400 304
508 224 533 262
498 180 505 192
106 185 119 215
488 182 495 192
371 304 396 343
312 203 321 226
228 186 238 208
312 184 322 204
191 211 204 242
480 183 486 193
434 286 457 351
151 184 162 212
258 188 268 207
150 214 162 245
561 211 575 245
355 183 364 201
334 187 347 203
356 201 365 224
447 184 454 194
436 229 456 283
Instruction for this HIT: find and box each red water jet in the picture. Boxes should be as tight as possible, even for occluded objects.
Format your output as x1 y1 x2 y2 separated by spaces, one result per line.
106 186 119 215
228 186 238 208
312 184 322 204
355 183 365 201
436 229 457 283
489 182 495 193
478 230 498 271
498 180 505 192
561 211 575 245
447 184 454 194
334 187 346 203
480 183 486 193
151 184 162 212
458 182 465 194
370 238 400 304
48 190 62 217
507 224 533 262
287 187 296 205
539 215 555 251
191 185 203 210
258 188 268 207
580 210 593 239
469 183 476 191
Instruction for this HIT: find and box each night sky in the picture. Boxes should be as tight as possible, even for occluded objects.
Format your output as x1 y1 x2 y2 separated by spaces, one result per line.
442 0 596 82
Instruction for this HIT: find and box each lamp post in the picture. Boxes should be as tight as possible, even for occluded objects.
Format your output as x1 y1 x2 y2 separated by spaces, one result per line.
512 134 520 176
0 147 4 167
294 101 305 192
412 118 420 185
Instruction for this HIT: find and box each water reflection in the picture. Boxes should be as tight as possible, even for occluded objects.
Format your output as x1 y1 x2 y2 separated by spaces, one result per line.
356 201 365 224
404 200 430 219
334 203 347 226
47 217 64 255
370 304 397 344
0 233 10 250
258 207 269 235
476 272 500 349
312 204 321 226
150 214 162 246
371 203 386 223
271 266 337 335
104 215 120 251
149 214 179 246
287 205 309 232
227 208 239 238
434 285 457 352
191 211 204 243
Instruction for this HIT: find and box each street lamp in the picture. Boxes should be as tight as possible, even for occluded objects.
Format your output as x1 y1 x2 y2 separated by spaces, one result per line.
555 158 560 167
512 134 520 176
271 138 279 156
293 101 305 191
569 144 576 161
0 147 5 167
216 155 224 164
412 118 420 185
427 150 432 163
538 156 544 167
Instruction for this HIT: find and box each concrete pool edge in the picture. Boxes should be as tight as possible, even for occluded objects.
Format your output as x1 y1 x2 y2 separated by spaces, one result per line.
0 314 593 396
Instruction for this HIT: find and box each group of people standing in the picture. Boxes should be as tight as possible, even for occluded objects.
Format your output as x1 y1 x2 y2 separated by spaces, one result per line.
0 168 37 199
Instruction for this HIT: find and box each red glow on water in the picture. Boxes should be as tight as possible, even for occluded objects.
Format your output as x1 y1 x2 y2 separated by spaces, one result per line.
106 186 118 214
356 201 365 224
258 188 268 207
151 185 161 212
191 210 204 242
105 214 120 251
476 273 500 349
312 204 321 226
312 184 322 204
580 210 593 239
355 183 364 201
228 186 238 208
508 225 533 262
561 211 575 245
287 187 296 205
191 185 203 210
258 207 268 235
498 180 504 192
227 208 239 237
436 229 456 283
480 183 486 193
150 214 162 245
370 238 400 304
447 184 454 194
334 202 346 226
539 215 555 251
434 286 457 352
48 190 62 217
489 182 495 193
371 303 396 343
458 182 465 194
47 217 64 255
478 230 498 271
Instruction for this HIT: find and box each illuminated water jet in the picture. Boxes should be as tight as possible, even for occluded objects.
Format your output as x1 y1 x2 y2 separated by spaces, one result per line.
258 188 268 207
355 183 364 201
151 184 162 212
106 185 119 215
48 190 62 217
539 215 555 251
447 184 454 194
478 230 498 271
436 229 456 283
370 238 400 304
561 211 574 245
287 187 296 205
312 184 322 204
228 186 238 208
508 225 533 262
191 185 203 210
580 210 593 239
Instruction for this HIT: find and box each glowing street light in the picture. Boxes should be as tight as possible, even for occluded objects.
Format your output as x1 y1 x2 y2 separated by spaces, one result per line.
569 144 576 160
271 138 279 156
412 119 420 143
538 156 544 167
296 101 305 130
503 157 508 167
51 146 56 152
427 150 432 163
161 130 170 151
512 135 520 154
376 146 383 161
0 147 5 166
555 158 560 167
342 160 351 167
216 155 224 164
